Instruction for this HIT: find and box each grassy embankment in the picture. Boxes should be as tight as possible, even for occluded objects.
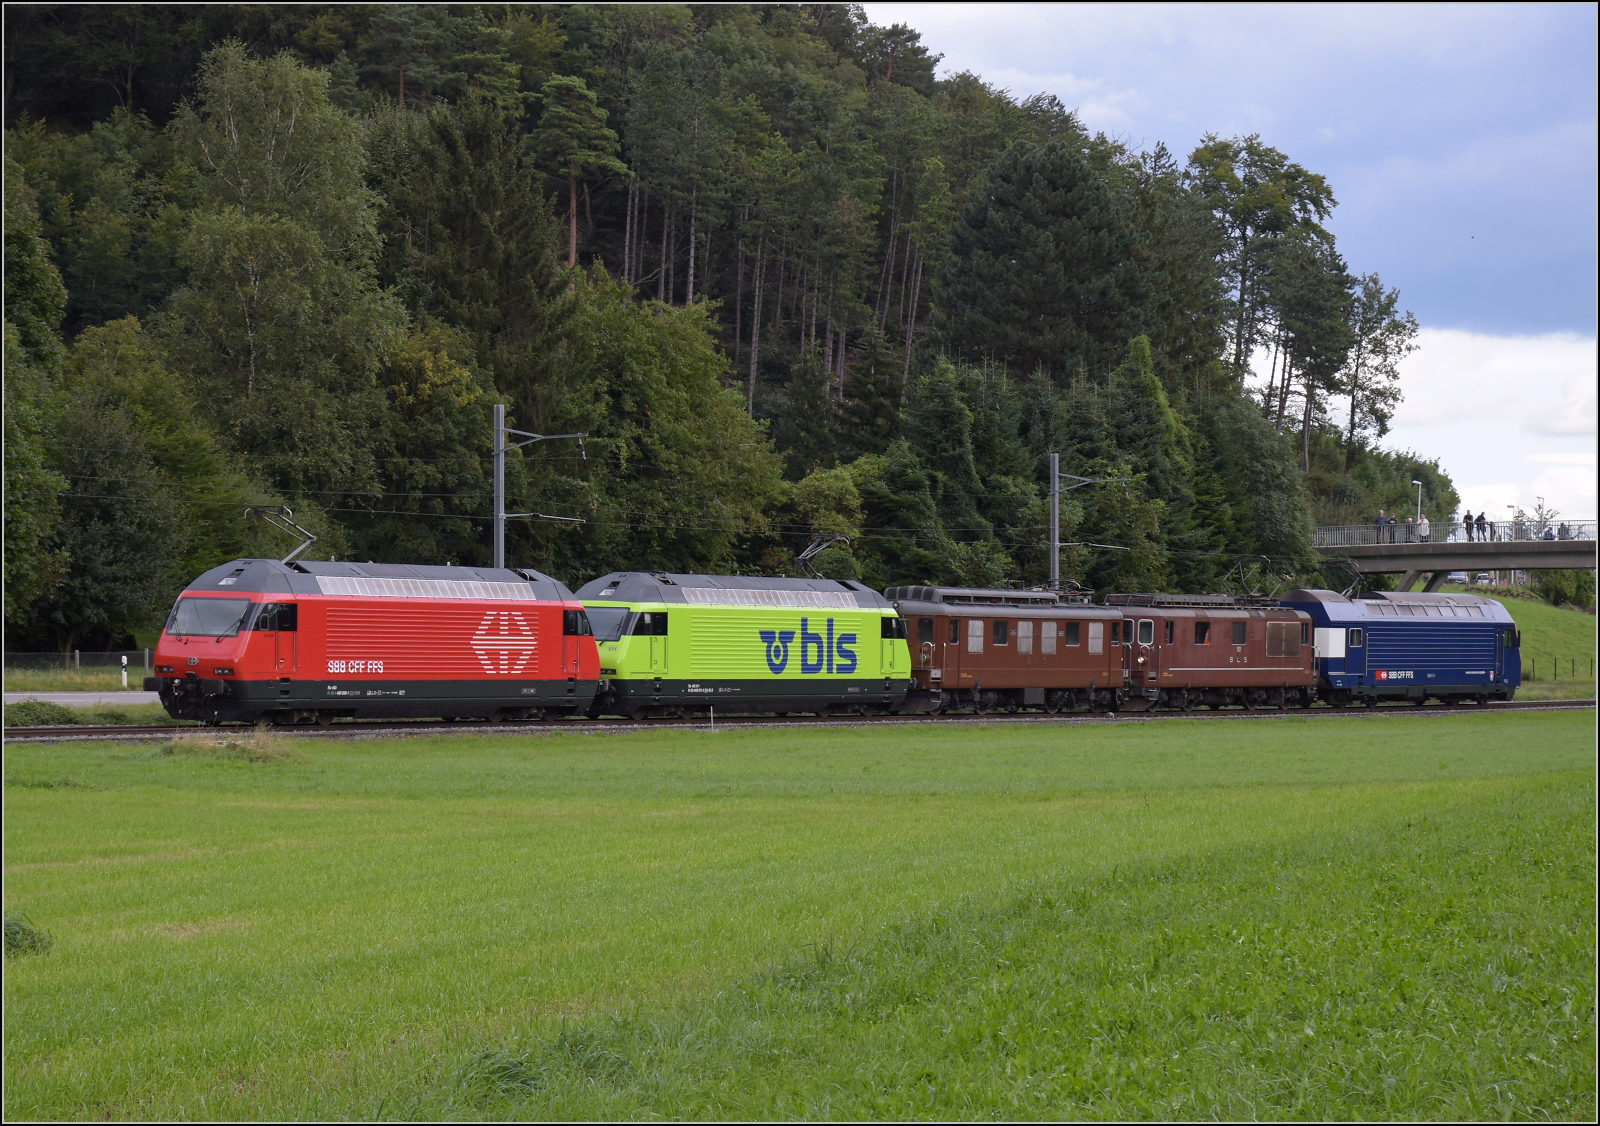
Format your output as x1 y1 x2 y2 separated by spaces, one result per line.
5 711 1594 1120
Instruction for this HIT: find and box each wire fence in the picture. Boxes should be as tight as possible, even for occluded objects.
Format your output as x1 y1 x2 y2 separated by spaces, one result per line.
1525 657 1596 681
1314 519 1597 548
5 650 152 674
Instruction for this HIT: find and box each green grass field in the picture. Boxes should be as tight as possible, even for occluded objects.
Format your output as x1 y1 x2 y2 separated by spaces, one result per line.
4 711 1593 1120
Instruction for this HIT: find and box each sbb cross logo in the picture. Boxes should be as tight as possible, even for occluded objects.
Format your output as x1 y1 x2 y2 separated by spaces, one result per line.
758 617 858 676
472 610 536 674
1375 670 1414 681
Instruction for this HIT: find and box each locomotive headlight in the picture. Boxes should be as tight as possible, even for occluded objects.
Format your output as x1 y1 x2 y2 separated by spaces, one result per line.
213 667 234 676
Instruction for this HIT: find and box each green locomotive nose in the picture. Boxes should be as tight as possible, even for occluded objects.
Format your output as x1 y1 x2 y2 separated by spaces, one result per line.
576 572 911 720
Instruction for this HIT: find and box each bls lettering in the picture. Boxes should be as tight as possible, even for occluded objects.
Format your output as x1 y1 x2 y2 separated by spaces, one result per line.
759 617 857 675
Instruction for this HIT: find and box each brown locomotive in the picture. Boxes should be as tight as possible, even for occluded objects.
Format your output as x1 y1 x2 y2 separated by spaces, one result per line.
884 587 1317 713
1103 594 1316 710
885 586 1126 712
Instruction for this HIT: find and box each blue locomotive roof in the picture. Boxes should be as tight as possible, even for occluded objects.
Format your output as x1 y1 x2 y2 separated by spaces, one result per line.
1279 589 1516 625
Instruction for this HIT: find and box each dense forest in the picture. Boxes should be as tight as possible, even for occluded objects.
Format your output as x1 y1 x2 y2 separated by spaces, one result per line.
3 3 1460 650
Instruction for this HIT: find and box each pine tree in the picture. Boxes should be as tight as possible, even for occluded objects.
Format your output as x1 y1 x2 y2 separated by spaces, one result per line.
531 75 628 268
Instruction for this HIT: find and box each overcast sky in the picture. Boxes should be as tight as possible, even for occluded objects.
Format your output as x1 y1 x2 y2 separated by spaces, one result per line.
863 2 1598 519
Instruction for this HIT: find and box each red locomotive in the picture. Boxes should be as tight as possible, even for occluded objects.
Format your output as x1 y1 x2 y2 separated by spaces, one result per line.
1103 593 1316 710
886 586 1127 712
147 558 599 725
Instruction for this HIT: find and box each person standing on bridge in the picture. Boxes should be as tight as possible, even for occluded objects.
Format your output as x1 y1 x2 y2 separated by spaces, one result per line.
1418 512 1430 542
1375 509 1388 543
1463 509 1474 541
1475 511 1488 542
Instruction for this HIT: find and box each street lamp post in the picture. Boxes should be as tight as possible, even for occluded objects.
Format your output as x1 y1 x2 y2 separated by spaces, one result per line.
492 402 586 569
1047 452 1132 590
1411 479 1423 523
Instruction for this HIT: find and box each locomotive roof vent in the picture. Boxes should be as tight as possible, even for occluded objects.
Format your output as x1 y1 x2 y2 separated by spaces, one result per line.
884 585 1062 607
1105 592 1243 608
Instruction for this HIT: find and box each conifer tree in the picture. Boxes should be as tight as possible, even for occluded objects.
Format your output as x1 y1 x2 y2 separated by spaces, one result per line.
531 75 628 267
930 140 1150 382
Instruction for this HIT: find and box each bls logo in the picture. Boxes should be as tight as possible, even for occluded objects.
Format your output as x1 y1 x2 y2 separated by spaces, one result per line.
759 617 858 675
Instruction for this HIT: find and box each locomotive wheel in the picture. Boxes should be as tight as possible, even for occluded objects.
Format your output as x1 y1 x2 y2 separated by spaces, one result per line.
1243 694 1257 711
629 707 650 722
1208 702 1223 710
1044 700 1060 715
1182 693 1194 712
1364 696 1379 709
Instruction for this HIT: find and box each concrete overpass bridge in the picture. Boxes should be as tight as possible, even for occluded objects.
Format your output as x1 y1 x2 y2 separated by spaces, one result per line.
1313 519 1597 592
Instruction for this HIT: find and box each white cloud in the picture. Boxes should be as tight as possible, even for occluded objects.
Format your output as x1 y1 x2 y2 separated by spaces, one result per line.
1390 328 1596 436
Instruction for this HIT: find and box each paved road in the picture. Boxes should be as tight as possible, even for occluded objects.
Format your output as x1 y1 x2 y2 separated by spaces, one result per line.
5 691 159 707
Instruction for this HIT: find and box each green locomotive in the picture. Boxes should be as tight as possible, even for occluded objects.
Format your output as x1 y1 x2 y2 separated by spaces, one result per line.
575 572 911 718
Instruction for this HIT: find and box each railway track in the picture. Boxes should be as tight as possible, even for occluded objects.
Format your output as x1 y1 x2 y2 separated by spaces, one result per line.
4 697 1592 743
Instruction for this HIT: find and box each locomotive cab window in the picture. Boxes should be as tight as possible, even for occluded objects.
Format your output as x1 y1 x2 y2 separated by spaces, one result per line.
1301 623 1309 644
1042 621 1058 654
1016 620 1033 654
253 602 298 632
165 597 253 638
881 617 907 639
1502 629 1520 649
584 607 630 642
949 619 960 644
1063 622 1080 647
1163 621 1174 644
1137 619 1154 646
967 619 984 653
1347 627 1364 648
632 611 668 635
1109 622 1120 646
992 619 1009 645
1194 621 1210 644
563 609 593 636
917 617 934 644
1231 621 1247 645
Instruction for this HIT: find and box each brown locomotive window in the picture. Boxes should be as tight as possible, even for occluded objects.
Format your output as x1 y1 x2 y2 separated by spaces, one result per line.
918 618 934 644
1194 621 1210 644
1231 621 1246 645
967 619 984 654
1301 623 1309 644
992 619 1009 645
1041 621 1057 654
1063 622 1080 646
1266 621 1299 657
1110 621 1120 645
1088 621 1104 655
1137 619 1154 646
1164 621 1174 643
949 618 960 644
1017 620 1033 654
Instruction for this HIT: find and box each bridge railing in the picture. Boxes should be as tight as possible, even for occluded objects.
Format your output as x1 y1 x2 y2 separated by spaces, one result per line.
1313 519 1597 548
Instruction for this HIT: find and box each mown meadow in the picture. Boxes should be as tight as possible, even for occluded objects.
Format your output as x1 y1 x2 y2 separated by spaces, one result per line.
4 710 1594 1120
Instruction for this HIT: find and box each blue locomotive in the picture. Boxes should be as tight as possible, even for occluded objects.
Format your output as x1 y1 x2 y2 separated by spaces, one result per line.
1279 589 1520 706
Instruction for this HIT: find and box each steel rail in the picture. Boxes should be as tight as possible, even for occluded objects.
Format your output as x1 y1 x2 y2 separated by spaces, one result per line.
4 698 1591 743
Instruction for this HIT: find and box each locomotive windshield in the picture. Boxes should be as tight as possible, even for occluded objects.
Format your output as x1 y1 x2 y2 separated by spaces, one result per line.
584 606 632 642
165 597 253 637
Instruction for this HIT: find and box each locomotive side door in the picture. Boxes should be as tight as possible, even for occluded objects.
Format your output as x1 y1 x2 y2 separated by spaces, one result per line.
1135 617 1157 687
943 616 961 686
267 603 298 673
649 611 667 675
